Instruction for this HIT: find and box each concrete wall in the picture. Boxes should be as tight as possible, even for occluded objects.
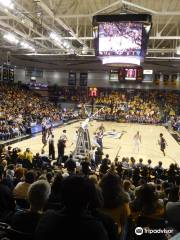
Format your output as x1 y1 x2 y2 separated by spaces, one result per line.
14 68 180 90
15 68 68 85
14 68 26 83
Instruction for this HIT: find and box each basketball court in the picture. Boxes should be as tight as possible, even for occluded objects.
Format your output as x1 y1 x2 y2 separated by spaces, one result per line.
11 121 180 169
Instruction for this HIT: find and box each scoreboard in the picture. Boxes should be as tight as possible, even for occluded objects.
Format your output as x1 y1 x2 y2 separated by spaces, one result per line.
109 67 143 82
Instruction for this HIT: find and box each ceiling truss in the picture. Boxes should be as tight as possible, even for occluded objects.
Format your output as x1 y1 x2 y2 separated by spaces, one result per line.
0 0 178 59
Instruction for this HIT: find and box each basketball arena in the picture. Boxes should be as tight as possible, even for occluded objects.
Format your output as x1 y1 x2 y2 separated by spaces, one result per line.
0 1 180 240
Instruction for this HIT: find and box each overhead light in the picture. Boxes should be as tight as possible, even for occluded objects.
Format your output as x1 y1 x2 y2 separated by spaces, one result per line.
21 18 25 24
49 32 60 42
4 33 19 44
102 56 141 65
62 41 70 49
20 41 35 51
49 32 71 49
68 48 76 54
177 46 180 55
20 41 30 48
0 0 14 9
82 46 88 54
145 24 151 33
37 12 42 18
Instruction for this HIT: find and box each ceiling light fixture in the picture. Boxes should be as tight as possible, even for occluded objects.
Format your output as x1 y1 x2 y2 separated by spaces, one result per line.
49 32 59 41
62 40 70 49
49 32 71 49
20 41 35 51
177 46 180 55
4 33 19 44
0 0 14 9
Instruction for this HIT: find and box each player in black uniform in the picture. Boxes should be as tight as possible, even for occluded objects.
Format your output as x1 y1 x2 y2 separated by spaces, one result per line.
42 129 48 150
159 133 167 156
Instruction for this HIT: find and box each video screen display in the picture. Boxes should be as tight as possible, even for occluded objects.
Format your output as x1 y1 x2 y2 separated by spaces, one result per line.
125 68 137 80
98 22 142 57
118 67 143 81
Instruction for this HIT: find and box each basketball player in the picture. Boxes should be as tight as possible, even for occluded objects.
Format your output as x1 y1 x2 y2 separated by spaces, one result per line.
133 131 141 153
158 133 167 156
41 117 49 149
60 130 67 141
92 132 100 148
47 118 53 138
57 138 66 165
97 130 104 149
98 123 106 133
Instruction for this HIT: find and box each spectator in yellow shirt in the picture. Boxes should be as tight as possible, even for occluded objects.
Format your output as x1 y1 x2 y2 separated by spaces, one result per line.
24 148 33 163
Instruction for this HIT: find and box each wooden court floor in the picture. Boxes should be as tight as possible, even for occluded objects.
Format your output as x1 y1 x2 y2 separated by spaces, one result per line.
11 121 180 169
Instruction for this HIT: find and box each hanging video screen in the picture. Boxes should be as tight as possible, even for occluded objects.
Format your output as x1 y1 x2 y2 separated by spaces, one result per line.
98 22 142 57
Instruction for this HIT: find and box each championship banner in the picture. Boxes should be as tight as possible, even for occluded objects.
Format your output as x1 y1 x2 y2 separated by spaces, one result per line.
3 64 9 81
68 72 76 86
9 66 14 81
118 68 125 81
163 74 169 85
136 66 143 81
171 74 177 86
79 72 88 86
0 66 1 81
154 73 160 85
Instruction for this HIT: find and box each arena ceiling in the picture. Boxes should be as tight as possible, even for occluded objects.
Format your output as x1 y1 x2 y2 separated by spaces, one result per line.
0 0 180 72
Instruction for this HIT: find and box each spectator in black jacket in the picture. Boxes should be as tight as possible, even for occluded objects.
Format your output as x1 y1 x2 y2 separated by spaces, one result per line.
35 176 109 240
0 165 15 223
12 180 51 234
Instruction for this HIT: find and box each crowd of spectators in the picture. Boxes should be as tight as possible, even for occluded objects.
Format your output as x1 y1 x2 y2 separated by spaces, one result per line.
0 84 77 141
93 89 180 126
48 86 88 103
48 88 178 128
0 144 180 240
94 91 161 124
172 116 180 131
0 85 180 143
0 84 180 240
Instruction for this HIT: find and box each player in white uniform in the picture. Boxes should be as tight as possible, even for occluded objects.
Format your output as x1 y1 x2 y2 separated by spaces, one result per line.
133 131 141 153
92 132 101 148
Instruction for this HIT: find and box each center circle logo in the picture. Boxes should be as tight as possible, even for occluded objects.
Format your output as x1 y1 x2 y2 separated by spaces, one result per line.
135 227 143 235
